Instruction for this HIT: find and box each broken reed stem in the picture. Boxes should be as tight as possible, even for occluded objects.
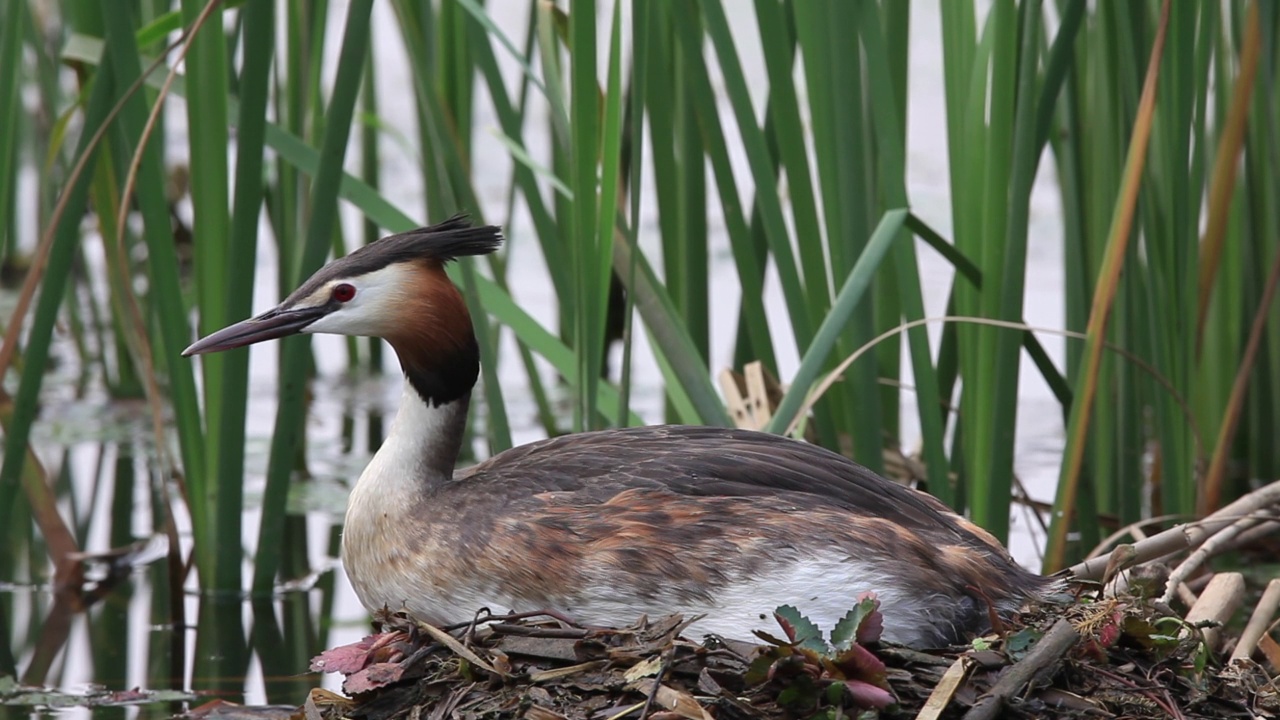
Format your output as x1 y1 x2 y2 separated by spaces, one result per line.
1176 583 1199 611
1086 514 1187 560
961 618 1080 720
1230 578 1280 662
1224 519 1280 553
1182 572 1245 652
1161 513 1271 604
1067 479 1280 582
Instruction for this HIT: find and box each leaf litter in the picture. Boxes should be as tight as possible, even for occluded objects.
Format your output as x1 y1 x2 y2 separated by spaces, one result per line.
277 588 1279 720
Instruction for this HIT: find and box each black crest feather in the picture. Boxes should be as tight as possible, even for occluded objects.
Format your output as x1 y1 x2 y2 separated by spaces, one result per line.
348 214 503 267
284 215 502 306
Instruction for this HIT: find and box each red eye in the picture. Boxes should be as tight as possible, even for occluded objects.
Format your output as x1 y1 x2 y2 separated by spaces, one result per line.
332 283 356 302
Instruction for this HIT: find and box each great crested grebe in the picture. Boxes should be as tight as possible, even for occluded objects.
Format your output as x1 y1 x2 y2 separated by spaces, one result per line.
184 217 1051 648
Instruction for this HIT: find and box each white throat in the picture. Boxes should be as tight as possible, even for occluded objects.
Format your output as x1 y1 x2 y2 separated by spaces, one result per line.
352 382 468 502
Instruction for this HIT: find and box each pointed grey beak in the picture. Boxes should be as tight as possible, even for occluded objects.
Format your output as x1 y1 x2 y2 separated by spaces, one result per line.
182 305 326 356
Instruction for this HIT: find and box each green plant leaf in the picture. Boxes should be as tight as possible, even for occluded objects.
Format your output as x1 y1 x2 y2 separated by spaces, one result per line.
830 595 882 651
1004 627 1042 660
774 605 827 653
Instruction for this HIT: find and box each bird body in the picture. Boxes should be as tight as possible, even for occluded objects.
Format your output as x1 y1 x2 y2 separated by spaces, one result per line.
185 217 1051 648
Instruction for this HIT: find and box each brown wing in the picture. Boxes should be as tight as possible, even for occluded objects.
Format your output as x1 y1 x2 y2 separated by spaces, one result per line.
417 425 1046 644
456 425 982 547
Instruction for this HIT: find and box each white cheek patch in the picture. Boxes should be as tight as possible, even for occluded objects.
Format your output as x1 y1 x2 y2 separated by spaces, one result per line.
300 265 415 336
302 309 342 335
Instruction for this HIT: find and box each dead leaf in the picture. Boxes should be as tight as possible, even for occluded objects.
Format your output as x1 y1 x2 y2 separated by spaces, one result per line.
629 679 712 720
622 655 665 682
1259 634 1280 673
342 662 409 695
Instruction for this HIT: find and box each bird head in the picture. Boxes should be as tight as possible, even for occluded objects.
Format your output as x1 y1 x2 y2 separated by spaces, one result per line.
183 216 502 358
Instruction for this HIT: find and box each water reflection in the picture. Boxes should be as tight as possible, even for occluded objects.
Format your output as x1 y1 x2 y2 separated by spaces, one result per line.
1 375 389 717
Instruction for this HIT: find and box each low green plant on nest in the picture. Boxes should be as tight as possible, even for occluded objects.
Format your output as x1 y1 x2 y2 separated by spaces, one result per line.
747 594 895 715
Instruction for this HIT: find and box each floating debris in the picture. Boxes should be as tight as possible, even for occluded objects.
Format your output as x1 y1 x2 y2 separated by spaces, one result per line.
0 674 197 710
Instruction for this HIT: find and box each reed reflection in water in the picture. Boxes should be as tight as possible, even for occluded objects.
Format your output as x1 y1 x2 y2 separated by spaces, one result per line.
2 373 413 713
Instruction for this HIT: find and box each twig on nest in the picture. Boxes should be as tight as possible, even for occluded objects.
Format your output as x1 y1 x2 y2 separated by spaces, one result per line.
443 608 585 633
1068 479 1280 582
961 618 1081 720
1089 666 1185 719
489 623 590 639
637 647 675 720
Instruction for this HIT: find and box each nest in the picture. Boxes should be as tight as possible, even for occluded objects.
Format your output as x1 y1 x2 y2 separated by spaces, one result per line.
291 591 1279 720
